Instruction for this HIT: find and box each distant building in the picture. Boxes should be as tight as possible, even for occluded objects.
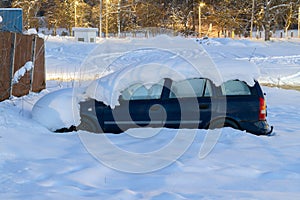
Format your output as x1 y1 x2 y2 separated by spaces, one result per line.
72 27 98 43
0 8 23 33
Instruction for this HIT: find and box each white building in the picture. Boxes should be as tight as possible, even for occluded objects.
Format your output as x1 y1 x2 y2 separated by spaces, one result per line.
72 27 98 43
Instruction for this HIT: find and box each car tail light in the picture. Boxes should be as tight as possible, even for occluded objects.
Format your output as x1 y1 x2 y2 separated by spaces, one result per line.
259 97 266 121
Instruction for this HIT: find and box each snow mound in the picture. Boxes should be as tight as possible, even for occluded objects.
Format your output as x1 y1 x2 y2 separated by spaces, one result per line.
199 37 266 48
32 88 81 131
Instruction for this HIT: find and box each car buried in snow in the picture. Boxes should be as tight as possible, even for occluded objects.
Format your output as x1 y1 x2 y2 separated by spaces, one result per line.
74 76 273 136
32 48 273 136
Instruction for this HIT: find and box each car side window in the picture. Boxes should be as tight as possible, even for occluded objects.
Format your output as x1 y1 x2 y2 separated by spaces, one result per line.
204 80 212 97
121 83 147 100
148 83 163 99
221 80 251 96
169 78 208 98
121 81 164 100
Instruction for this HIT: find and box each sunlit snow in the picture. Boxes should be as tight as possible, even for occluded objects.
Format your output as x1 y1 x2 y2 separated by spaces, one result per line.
1 35 300 200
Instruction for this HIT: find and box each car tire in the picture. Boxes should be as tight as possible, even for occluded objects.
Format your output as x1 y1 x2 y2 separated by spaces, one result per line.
77 114 102 133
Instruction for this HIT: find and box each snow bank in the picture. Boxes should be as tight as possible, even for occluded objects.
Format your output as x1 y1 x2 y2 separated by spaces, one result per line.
45 36 300 87
201 38 300 86
32 88 81 131
45 37 97 81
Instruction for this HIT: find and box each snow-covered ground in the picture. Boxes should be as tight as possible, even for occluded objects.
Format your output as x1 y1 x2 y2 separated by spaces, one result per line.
1 36 300 200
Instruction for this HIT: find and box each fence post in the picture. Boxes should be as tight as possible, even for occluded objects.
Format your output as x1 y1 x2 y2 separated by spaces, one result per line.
30 35 37 92
9 32 16 99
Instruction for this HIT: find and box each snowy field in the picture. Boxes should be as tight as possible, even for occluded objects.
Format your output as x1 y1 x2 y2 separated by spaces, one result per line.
1 36 300 200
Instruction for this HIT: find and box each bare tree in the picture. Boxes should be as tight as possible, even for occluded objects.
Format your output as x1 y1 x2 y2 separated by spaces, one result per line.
12 0 46 29
0 0 13 7
11 0 300 38
45 0 90 35
255 0 300 40
204 0 252 37
164 0 196 35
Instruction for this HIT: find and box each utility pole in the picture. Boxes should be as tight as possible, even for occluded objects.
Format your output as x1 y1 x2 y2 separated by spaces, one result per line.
298 6 300 38
106 0 109 38
99 0 102 38
117 0 121 37
250 0 255 38
74 1 78 27
198 2 205 38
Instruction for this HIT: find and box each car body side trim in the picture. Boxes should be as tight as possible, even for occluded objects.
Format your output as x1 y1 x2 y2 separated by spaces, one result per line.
104 120 202 125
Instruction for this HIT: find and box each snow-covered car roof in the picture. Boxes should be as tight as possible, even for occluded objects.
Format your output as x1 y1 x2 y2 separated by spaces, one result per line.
84 36 259 108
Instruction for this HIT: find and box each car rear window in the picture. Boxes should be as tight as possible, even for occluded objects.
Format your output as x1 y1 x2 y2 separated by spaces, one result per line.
221 80 251 96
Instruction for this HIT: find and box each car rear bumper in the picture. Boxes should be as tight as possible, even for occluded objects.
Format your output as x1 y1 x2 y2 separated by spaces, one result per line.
240 120 273 135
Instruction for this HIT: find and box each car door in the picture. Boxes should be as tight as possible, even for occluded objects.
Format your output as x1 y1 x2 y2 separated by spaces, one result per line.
102 80 165 133
162 78 212 129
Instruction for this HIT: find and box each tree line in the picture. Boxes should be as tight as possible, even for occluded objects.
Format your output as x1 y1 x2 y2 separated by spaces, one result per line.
1 0 300 40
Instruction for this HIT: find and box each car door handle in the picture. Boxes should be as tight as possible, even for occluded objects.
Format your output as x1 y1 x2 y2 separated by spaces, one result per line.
199 104 209 109
150 105 161 111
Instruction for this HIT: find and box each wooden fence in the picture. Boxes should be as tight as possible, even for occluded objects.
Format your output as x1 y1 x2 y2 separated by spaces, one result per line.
0 32 45 101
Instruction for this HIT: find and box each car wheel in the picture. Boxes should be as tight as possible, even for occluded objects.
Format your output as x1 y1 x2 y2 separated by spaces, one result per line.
77 115 102 133
224 120 239 130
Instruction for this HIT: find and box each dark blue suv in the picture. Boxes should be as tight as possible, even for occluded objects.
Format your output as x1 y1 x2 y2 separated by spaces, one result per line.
77 77 273 135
